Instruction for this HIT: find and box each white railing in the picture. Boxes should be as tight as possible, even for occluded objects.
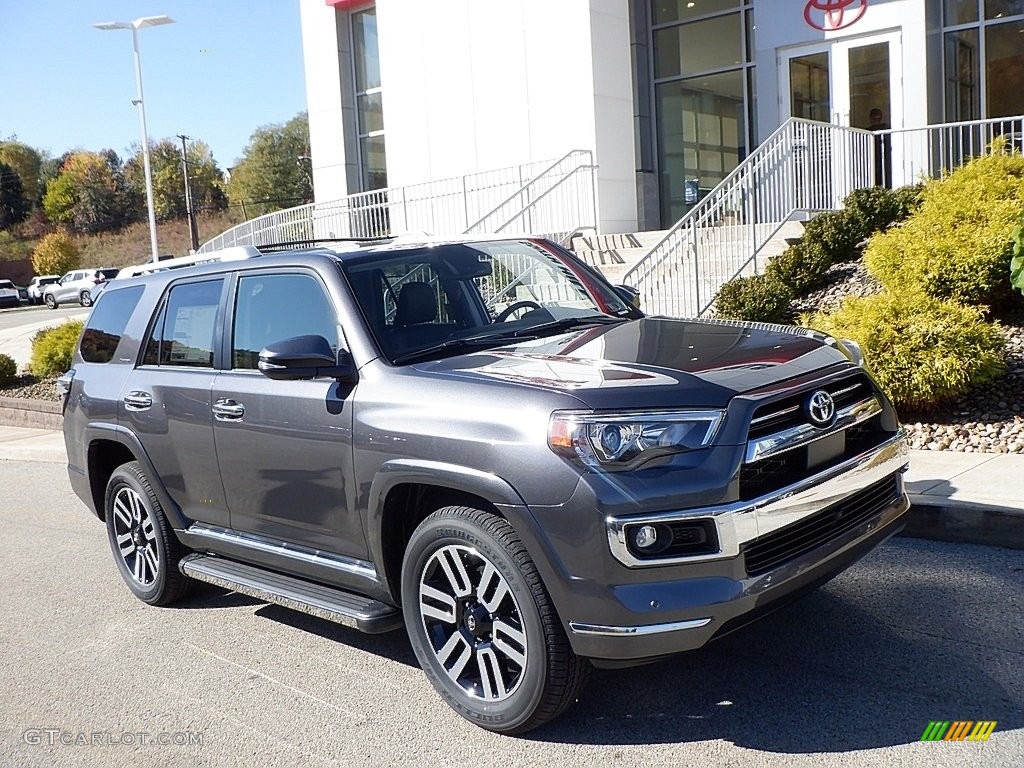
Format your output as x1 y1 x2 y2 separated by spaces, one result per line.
198 150 598 253
623 118 874 318
876 115 1024 187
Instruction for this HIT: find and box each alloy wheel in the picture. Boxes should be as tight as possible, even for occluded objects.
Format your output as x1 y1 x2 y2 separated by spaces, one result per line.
418 544 528 701
110 485 160 586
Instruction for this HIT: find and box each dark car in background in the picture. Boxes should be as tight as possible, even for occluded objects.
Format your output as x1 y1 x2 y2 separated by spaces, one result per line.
59 236 909 734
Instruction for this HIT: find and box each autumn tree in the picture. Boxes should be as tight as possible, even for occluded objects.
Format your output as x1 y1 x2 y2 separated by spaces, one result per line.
42 151 131 233
0 140 43 206
0 162 30 229
124 138 227 220
226 113 313 218
31 229 80 276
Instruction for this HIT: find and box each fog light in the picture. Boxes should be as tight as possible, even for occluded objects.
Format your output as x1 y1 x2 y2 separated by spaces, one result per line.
633 525 659 550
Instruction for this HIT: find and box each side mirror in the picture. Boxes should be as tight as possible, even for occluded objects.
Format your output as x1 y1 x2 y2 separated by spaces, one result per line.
613 284 641 309
258 335 357 382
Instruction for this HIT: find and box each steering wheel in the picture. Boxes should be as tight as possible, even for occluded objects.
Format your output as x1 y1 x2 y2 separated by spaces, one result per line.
494 300 543 322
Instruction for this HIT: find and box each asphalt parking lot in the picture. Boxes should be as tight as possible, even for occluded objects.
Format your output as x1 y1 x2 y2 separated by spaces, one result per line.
1 460 1021 768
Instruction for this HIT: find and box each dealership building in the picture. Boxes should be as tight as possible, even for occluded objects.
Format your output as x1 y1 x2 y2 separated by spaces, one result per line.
298 0 1024 234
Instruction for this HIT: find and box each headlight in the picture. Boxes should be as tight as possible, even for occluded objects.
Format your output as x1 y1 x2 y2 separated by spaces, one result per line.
548 410 724 468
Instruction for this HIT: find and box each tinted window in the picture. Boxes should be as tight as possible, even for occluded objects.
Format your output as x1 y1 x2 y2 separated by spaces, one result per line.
232 273 339 369
143 279 222 368
80 286 145 364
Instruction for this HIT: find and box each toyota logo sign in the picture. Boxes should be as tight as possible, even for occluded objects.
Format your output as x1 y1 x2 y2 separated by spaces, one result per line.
804 0 868 31
806 390 837 427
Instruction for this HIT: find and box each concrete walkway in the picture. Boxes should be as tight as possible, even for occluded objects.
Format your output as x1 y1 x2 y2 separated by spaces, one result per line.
0 426 1019 549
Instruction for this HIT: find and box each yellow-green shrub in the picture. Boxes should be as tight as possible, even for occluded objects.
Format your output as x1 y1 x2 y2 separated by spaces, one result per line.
865 148 1024 311
31 229 80 277
802 293 1005 411
0 353 16 385
29 320 84 378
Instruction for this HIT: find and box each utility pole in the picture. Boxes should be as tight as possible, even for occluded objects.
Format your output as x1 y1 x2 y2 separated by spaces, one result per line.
176 133 200 252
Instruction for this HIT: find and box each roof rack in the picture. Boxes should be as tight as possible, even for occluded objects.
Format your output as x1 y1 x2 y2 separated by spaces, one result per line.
116 246 263 279
253 236 394 252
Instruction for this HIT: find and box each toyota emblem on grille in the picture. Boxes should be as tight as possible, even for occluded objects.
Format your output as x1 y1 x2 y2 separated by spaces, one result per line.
806 390 836 427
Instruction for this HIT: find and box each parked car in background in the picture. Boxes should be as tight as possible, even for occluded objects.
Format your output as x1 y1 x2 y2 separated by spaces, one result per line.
44 268 119 308
27 275 60 305
0 279 20 308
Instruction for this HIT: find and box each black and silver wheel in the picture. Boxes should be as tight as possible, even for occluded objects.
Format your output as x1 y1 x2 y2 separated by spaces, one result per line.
402 506 589 734
79 290 92 307
105 461 191 606
44 293 56 309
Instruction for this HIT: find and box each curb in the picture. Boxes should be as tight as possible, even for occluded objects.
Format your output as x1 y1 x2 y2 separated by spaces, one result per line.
0 397 62 431
902 498 1024 551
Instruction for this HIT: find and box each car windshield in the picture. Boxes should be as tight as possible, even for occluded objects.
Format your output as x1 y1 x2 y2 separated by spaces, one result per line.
342 240 629 364
0 281 14 289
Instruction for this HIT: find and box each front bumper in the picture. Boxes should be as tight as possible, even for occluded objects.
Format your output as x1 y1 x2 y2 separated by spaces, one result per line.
560 434 909 663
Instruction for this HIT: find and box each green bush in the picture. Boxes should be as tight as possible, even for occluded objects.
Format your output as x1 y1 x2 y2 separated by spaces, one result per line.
865 149 1024 311
713 273 792 324
765 240 835 294
31 229 80 277
1011 209 1024 297
801 292 1005 411
842 185 923 235
29 320 84 378
801 210 863 264
0 353 16 385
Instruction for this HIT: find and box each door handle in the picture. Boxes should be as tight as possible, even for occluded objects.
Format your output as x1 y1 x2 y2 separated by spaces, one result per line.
123 391 153 411
212 399 245 420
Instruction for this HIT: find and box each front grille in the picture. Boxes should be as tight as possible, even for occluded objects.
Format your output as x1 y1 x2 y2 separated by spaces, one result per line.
741 474 900 576
747 373 872 441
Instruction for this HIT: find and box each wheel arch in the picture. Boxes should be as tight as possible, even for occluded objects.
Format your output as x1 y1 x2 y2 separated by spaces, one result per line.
84 424 188 529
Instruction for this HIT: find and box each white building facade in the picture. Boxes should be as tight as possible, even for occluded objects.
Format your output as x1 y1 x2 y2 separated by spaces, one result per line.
299 0 1024 233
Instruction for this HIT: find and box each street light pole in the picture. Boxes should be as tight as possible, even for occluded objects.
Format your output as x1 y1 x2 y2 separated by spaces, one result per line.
177 134 200 252
94 15 175 263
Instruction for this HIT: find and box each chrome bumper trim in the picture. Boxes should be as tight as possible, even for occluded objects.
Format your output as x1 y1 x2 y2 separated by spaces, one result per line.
606 432 908 568
568 617 713 637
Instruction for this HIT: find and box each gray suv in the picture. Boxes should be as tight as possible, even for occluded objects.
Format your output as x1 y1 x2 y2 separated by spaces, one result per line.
44 267 119 308
60 237 909 733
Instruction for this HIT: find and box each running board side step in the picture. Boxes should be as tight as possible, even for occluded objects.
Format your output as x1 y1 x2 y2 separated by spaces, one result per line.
180 554 403 634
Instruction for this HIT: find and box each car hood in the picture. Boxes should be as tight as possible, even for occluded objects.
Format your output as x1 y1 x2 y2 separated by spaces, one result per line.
415 317 854 409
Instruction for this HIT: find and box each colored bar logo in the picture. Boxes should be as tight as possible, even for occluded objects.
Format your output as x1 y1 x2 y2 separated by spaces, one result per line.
920 721 997 742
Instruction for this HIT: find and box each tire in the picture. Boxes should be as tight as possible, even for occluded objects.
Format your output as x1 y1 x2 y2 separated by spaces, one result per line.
44 294 57 309
401 506 589 734
79 290 92 307
104 461 192 606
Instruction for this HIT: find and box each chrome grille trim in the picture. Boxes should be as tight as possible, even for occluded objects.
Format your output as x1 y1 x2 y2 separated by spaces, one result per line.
745 395 882 463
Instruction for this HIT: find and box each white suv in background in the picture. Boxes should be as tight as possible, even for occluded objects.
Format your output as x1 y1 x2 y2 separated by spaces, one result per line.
0 279 20 309
27 275 60 305
44 268 119 309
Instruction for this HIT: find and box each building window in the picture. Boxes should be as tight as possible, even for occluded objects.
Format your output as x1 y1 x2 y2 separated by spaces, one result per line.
943 1 1024 120
352 6 387 191
650 1 755 226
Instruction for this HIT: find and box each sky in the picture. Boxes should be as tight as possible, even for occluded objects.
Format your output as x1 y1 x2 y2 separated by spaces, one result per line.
0 0 308 168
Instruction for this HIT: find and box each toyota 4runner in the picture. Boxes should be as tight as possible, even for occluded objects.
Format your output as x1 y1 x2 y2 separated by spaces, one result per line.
60 237 909 734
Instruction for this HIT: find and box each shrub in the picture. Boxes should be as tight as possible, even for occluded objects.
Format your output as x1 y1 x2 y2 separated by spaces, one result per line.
842 185 923 235
1011 209 1024 297
865 149 1024 311
801 209 864 264
801 293 1005 411
0 353 16 385
713 273 792 324
765 240 835 294
29 320 84 378
31 229 80 277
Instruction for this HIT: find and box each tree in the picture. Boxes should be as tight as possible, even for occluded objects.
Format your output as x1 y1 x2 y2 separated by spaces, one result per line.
124 138 227 220
31 229 80 276
0 162 30 229
0 141 43 205
227 112 313 218
42 151 130 233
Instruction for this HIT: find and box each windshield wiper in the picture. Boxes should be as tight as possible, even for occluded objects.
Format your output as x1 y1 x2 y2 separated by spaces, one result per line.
509 314 626 338
391 335 530 365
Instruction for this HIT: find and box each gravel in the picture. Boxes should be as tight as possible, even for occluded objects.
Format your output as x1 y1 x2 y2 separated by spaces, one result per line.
0 375 60 402
796 258 1024 455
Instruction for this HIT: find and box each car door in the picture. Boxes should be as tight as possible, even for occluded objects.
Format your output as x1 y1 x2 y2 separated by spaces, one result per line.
212 269 364 558
53 272 77 303
120 276 229 526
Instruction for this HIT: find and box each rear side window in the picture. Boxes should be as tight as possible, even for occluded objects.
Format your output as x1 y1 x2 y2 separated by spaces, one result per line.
80 286 145 363
143 279 223 368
